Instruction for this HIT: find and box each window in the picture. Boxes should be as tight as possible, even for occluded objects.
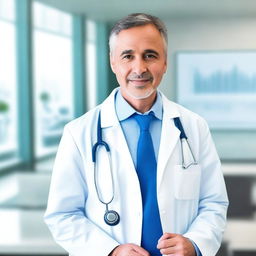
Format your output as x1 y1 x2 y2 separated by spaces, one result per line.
33 2 74 157
86 20 97 109
0 0 18 162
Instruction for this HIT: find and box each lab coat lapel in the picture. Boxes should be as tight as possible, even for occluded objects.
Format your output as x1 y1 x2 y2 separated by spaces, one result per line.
100 89 143 244
100 89 135 172
100 89 120 128
100 90 181 190
157 93 180 188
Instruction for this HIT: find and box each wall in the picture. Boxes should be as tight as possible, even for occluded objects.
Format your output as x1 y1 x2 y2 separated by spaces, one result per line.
160 17 256 160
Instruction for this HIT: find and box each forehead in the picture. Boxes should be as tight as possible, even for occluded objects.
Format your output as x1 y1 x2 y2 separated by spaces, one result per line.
112 24 165 54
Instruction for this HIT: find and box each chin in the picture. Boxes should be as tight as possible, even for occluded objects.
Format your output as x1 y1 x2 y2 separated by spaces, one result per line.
125 87 156 100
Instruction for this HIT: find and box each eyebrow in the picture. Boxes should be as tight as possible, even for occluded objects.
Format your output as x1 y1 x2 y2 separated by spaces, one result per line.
120 49 159 57
120 49 134 57
144 49 159 56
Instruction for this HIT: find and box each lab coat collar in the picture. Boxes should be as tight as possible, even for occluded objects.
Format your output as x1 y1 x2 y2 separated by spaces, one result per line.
157 93 181 188
100 87 181 128
100 88 120 128
100 87 181 188
160 92 181 119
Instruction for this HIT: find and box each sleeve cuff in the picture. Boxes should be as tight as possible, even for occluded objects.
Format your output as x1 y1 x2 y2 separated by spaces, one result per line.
190 240 202 256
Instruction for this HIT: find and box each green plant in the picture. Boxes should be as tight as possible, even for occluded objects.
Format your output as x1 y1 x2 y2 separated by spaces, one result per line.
0 100 9 112
40 91 50 102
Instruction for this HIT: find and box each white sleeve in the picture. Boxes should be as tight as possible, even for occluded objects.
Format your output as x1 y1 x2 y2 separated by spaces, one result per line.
44 126 119 256
183 118 229 256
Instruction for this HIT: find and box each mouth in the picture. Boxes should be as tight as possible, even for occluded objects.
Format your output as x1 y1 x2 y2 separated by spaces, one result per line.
128 79 151 87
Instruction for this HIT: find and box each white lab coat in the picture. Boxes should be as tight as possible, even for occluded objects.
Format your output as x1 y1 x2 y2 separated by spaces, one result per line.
45 88 228 256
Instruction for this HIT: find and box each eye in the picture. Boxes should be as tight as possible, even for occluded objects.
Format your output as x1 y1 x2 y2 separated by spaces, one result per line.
122 54 133 60
144 53 157 59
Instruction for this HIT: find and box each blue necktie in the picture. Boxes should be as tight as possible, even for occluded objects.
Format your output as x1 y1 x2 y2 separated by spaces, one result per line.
134 113 162 256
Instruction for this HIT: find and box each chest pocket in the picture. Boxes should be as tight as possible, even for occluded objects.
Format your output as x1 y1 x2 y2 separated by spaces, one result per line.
174 164 201 200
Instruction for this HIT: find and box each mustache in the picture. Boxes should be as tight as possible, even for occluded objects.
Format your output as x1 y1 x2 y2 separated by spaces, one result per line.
127 72 153 80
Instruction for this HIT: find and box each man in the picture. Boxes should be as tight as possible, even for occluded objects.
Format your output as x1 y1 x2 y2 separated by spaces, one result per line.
45 13 228 256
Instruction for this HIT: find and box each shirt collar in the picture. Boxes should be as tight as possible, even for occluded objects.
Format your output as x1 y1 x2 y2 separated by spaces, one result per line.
115 88 163 121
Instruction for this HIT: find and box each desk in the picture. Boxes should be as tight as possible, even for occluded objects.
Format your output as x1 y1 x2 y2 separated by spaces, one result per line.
222 164 256 253
224 219 256 251
222 163 256 176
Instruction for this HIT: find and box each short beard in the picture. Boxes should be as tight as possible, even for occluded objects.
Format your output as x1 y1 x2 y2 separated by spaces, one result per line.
125 87 156 100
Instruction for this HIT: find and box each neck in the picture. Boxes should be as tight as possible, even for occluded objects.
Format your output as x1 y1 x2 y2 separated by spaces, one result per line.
121 90 157 113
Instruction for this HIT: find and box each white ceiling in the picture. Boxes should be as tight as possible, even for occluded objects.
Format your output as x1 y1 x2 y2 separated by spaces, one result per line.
36 0 256 21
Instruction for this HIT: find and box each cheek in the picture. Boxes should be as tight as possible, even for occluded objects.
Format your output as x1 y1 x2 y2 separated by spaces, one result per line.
152 64 167 79
116 65 130 79
114 69 128 86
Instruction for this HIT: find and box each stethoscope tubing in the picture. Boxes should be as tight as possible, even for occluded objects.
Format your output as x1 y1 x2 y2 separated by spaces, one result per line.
92 111 197 226
92 111 120 226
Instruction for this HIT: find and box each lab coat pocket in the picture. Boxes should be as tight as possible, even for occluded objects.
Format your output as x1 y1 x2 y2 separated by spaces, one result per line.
174 165 201 200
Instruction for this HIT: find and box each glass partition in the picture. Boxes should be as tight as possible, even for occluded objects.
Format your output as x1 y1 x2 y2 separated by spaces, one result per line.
33 2 74 157
0 0 18 163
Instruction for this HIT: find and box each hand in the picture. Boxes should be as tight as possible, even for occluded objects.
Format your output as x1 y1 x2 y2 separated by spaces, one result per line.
157 233 196 256
109 243 150 256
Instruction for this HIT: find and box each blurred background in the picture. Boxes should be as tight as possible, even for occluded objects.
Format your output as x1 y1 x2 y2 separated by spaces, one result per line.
0 0 256 255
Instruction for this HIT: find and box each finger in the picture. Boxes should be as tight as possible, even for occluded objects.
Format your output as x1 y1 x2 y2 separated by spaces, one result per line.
158 232 177 242
157 233 177 249
160 235 194 256
157 238 176 250
159 246 177 255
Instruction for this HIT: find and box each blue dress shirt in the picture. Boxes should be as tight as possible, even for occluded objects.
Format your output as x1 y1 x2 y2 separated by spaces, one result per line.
115 90 162 166
114 89 202 256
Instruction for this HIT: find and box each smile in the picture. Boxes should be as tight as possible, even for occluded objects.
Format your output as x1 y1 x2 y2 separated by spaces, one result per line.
128 79 152 86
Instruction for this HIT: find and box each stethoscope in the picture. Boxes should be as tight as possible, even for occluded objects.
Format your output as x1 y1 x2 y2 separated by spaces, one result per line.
92 111 197 226
92 111 120 226
173 117 198 169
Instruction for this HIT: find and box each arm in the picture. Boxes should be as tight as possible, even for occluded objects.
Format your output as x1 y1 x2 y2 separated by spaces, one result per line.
44 126 119 256
158 118 228 256
182 118 229 256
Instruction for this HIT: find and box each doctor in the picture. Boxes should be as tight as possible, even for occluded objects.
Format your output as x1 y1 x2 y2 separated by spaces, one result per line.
45 13 228 256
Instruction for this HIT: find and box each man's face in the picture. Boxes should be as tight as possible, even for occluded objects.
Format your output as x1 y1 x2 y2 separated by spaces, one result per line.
110 24 167 101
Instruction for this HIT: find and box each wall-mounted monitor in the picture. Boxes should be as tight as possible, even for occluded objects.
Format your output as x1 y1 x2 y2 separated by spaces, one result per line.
176 51 256 130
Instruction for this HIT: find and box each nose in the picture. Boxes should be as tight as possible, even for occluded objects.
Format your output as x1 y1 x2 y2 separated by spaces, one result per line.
132 58 147 76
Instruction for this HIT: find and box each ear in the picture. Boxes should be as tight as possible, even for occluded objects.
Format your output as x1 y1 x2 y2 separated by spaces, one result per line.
163 58 167 73
109 53 116 74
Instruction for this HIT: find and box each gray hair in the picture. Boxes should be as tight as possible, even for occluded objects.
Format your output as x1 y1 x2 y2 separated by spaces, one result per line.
109 13 168 54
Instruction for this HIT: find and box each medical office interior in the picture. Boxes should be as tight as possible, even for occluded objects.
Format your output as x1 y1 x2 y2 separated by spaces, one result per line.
0 0 256 255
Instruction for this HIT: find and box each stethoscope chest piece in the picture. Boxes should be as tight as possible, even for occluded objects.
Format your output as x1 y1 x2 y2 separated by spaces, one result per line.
104 210 120 226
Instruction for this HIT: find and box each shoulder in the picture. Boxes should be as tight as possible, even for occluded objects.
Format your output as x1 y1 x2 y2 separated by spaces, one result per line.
176 102 207 125
64 106 100 134
161 92 209 131
63 88 118 135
